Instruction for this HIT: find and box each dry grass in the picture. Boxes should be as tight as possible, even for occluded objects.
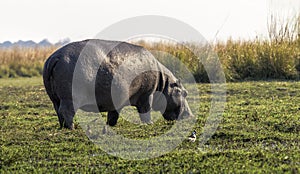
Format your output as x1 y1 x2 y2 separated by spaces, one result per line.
0 38 299 82
0 46 57 78
0 14 299 81
134 38 300 82
216 39 300 81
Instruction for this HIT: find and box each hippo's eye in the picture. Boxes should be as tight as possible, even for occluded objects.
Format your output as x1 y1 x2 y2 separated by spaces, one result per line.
172 88 182 96
170 83 179 88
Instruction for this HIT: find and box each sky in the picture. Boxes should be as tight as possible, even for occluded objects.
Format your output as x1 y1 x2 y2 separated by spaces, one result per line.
0 0 299 43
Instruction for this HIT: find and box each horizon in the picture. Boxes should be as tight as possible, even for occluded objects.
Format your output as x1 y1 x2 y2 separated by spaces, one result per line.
0 0 299 43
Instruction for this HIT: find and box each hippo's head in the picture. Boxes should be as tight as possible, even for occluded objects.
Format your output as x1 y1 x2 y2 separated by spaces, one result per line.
154 78 194 120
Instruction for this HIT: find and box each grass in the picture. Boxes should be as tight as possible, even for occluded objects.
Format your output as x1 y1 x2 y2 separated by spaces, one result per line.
1 37 299 82
0 46 57 78
0 77 299 173
135 37 300 82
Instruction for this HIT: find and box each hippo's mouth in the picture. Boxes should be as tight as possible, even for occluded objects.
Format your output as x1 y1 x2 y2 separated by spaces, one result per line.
177 105 194 120
162 106 182 120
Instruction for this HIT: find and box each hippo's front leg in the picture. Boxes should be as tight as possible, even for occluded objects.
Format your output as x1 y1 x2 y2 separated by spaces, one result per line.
139 112 152 124
137 94 153 124
107 110 120 126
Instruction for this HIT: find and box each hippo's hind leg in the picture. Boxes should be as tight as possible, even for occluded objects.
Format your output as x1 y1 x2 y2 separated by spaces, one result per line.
107 110 120 126
58 100 75 129
51 97 62 128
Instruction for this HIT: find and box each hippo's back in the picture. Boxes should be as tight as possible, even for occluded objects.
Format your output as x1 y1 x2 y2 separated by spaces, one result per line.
43 39 158 112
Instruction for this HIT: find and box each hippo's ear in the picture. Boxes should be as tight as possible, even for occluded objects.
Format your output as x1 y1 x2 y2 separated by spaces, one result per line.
171 79 181 88
174 79 183 88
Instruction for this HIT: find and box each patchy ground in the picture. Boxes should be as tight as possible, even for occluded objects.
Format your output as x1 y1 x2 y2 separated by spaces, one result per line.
0 77 299 173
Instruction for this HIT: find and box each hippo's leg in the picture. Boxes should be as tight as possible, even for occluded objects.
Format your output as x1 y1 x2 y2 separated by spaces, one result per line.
139 112 152 124
52 99 60 123
58 100 75 129
107 110 120 126
137 94 153 124
48 93 61 127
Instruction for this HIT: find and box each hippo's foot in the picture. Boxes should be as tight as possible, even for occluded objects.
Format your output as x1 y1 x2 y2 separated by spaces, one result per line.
59 122 74 130
107 111 119 126
139 112 152 125
142 120 153 125
58 100 75 130
66 123 75 130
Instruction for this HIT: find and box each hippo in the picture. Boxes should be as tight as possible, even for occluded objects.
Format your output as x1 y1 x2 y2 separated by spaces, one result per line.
43 39 193 129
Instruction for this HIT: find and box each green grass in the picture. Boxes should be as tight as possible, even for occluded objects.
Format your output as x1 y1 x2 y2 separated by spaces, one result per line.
0 77 299 173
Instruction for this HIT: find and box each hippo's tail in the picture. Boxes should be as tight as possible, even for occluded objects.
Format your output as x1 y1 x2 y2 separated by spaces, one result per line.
43 55 57 79
43 55 60 112
43 54 59 89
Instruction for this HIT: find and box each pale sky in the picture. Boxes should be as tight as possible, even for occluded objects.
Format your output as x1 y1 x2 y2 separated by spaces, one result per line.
0 0 299 43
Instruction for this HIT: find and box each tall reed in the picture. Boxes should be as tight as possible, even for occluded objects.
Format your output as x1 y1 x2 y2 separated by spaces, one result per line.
0 14 299 81
0 46 57 78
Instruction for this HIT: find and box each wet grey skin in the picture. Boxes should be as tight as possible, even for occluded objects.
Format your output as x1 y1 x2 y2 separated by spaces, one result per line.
43 39 194 129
